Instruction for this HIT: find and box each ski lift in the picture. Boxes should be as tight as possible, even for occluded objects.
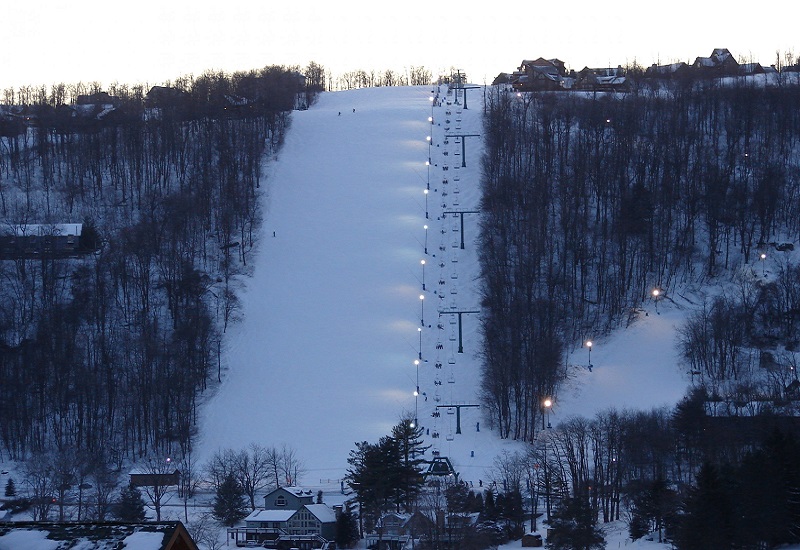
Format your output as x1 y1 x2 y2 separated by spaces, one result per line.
453 196 460 207
449 315 457 325
448 355 456 365
446 433 454 441
447 407 455 415
450 285 458 295
451 271 458 279
453 185 460 194
449 331 457 341
447 372 455 384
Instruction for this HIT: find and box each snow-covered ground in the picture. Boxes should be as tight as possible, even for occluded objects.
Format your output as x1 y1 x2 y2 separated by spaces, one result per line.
195 84 696 489
4 83 788 549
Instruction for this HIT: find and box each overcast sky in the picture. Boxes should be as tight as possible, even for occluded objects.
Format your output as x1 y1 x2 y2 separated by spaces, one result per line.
1 0 797 91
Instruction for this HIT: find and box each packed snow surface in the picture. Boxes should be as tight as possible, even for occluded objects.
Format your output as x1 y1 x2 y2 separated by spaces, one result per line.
194 85 694 493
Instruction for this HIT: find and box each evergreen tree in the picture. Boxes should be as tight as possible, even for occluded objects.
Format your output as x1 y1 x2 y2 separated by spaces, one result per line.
346 416 429 527
482 489 497 522
733 429 800 548
113 484 147 522
4 478 16 498
501 489 525 539
335 503 360 548
212 473 249 527
391 417 430 510
546 495 605 550
674 462 736 550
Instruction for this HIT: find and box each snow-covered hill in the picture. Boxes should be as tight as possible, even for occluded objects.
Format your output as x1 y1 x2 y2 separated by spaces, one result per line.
193 84 700 496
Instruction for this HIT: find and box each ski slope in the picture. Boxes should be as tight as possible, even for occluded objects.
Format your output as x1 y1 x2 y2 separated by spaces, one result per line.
195 84 690 491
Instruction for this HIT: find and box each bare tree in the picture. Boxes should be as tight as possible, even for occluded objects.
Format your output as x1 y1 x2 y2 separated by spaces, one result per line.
138 456 178 521
234 443 274 510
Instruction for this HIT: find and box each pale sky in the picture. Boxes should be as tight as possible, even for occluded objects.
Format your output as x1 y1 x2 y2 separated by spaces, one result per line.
1 0 797 92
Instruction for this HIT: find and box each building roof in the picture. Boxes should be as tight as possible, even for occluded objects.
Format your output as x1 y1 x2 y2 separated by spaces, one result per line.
0 521 198 550
1 223 82 237
302 504 337 524
280 486 315 498
246 509 296 522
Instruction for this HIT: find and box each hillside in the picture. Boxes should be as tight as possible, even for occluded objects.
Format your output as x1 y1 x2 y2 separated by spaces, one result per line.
193 84 694 488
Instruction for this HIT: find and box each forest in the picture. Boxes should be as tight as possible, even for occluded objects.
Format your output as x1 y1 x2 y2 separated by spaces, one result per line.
0 64 318 465
478 79 800 443
475 78 800 546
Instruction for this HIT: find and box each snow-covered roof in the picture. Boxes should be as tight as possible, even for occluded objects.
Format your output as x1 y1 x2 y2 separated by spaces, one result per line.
3 223 82 237
280 486 314 497
246 508 295 522
302 504 337 523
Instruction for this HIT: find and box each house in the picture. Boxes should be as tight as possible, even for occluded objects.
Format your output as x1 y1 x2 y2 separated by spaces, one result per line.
0 223 84 260
576 67 628 91
692 48 740 77
739 62 766 75
129 468 181 488
264 486 315 509
645 62 691 80
229 487 338 548
372 510 435 544
512 58 569 91
287 503 337 540
0 521 198 550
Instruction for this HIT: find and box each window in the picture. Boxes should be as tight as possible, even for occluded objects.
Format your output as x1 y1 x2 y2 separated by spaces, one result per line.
275 495 287 507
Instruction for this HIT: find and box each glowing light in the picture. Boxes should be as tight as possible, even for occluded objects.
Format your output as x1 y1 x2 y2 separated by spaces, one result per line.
543 398 552 408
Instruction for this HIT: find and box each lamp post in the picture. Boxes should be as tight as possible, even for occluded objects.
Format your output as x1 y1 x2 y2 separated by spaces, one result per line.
760 252 767 276
418 327 423 360
542 398 553 522
424 188 429 219
652 288 661 314
543 398 552 429
421 259 426 290
420 294 425 326
586 340 593 370
423 224 428 255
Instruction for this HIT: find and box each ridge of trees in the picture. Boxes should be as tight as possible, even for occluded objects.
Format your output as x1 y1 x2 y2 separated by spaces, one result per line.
0 64 311 463
479 80 800 444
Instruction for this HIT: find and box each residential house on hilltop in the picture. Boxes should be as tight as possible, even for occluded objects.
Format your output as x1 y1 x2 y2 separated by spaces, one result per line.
693 47 740 76
512 58 571 91
576 66 628 91
645 61 691 80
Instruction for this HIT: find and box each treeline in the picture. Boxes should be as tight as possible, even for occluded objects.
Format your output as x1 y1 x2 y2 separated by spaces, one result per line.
478 81 800 443
488 404 800 548
0 65 309 462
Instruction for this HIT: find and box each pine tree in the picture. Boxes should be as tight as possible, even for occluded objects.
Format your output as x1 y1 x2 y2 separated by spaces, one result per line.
4 478 16 498
482 489 497 522
391 417 430 510
113 484 147 522
335 503 360 548
212 473 249 527
546 495 605 550
674 462 736 550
